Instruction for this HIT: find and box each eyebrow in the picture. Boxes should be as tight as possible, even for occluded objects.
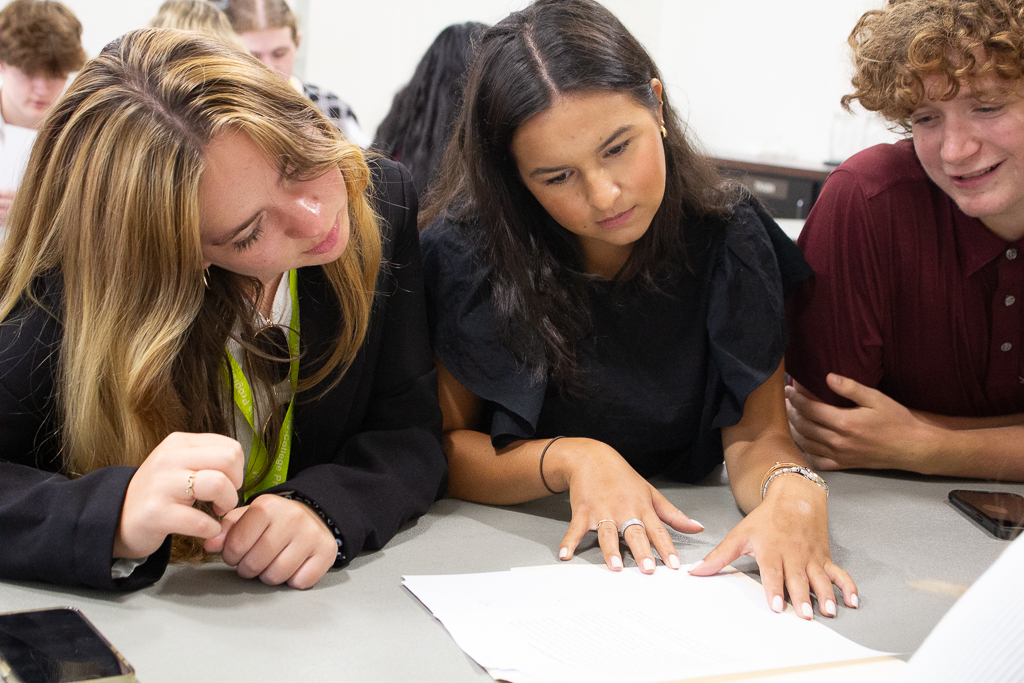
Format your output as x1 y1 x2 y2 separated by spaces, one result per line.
528 125 635 177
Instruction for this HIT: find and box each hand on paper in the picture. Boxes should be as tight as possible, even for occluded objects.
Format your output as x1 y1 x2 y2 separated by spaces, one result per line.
689 475 857 619
785 374 934 472
114 432 244 560
204 494 337 589
554 439 705 574
687 363 857 619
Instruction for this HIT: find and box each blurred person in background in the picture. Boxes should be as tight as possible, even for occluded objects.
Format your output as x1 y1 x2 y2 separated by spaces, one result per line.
0 0 85 225
149 0 248 52
374 22 487 197
222 0 370 147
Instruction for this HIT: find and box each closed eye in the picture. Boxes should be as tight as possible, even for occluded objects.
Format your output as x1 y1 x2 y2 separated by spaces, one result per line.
544 170 572 186
605 139 631 157
233 220 264 251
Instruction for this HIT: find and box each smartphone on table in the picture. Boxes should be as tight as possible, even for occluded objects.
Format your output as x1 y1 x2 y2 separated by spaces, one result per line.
949 490 1024 540
0 608 135 683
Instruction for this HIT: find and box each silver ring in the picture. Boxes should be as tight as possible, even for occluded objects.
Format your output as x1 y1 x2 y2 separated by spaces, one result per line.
617 518 645 537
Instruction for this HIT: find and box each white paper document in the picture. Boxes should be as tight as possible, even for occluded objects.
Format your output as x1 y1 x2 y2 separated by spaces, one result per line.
403 564 889 683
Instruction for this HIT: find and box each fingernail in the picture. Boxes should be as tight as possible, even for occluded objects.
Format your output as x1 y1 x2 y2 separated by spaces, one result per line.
669 554 680 569
690 519 705 530
771 595 784 613
825 599 836 616
801 603 813 618
559 547 568 560
610 555 623 570
642 558 654 572
851 593 859 609
828 374 841 388
688 559 706 574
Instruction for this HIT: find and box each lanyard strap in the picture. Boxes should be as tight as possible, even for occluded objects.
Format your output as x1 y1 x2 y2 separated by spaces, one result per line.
226 269 301 498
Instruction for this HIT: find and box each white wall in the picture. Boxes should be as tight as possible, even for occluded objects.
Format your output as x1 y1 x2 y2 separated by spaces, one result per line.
657 0 901 165
47 0 900 166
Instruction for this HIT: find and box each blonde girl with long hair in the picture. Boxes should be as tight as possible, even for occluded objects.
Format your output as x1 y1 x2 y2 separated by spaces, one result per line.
0 28 446 591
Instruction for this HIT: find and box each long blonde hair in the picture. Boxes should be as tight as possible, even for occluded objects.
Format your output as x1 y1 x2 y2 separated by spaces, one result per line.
0 28 381 555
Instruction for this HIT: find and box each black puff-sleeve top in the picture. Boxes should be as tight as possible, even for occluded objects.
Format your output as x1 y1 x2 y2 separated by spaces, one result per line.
421 199 810 482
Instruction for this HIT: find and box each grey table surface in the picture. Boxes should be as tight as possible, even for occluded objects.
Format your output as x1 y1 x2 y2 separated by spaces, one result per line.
1 468 1021 682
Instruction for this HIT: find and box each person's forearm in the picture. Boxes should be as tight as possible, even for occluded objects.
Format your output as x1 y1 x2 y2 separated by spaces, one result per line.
912 410 1024 431
446 431 606 504
724 363 820 513
915 424 1024 481
445 430 544 503
724 432 811 513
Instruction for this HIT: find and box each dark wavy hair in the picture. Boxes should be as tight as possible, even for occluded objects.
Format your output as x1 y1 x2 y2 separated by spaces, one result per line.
375 22 487 196
420 0 733 393
843 0 1024 131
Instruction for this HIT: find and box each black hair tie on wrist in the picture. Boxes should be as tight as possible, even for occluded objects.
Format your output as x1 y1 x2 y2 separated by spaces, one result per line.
539 436 567 494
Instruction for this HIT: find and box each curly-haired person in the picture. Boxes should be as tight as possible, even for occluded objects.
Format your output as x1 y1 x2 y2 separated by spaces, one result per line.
0 0 85 225
786 0 1024 481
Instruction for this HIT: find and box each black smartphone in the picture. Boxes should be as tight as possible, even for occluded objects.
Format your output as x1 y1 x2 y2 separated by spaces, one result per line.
949 490 1024 540
0 608 135 683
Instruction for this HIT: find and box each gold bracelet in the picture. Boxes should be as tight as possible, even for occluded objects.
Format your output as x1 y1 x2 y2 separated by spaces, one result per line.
761 463 828 500
760 462 801 497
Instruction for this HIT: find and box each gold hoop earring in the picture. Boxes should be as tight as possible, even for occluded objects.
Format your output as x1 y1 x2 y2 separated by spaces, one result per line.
203 268 210 288
660 125 668 139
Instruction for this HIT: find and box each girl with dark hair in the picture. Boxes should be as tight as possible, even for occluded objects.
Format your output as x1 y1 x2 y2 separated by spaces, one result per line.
375 22 488 196
421 0 857 619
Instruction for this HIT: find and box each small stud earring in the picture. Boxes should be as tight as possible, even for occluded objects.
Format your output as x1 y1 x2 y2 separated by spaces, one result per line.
660 124 668 139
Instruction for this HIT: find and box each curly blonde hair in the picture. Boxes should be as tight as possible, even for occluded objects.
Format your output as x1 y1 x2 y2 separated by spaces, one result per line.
843 0 1024 130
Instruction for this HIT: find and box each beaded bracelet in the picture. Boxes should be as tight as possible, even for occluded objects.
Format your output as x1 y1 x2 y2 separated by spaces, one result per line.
760 462 828 500
279 492 345 567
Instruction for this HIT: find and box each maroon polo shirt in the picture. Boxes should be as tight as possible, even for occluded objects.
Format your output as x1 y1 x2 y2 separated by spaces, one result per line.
787 140 1024 417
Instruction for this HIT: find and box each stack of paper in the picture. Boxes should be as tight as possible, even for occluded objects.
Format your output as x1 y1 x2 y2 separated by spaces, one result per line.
403 564 895 683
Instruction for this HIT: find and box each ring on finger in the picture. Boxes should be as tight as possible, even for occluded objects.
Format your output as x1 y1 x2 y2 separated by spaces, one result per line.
595 519 616 532
186 471 197 498
617 518 645 537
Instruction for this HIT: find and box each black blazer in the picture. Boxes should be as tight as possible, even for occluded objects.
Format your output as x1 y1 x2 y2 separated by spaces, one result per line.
0 158 447 591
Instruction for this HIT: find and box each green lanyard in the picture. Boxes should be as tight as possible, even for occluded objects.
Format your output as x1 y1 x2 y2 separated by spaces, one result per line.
225 269 301 498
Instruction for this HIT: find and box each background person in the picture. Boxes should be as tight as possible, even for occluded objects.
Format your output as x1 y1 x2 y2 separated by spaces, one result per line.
374 22 487 197
149 0 248 51
421 0 856 620
0 28 446 591
786 0 1024 481
0 0 85 225
222 0 371 147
